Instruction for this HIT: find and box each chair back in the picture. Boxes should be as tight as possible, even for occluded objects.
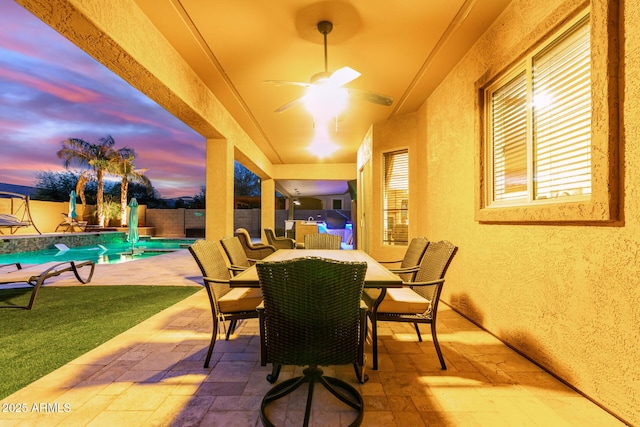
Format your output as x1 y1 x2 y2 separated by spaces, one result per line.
220 236 250 268
304 233 342 249
234 228 254 246
411 240 458 306
264 227 295 249
399 236 429 281
264 227 277 245
257 257 367 366
188 240 232 301
235 228 275 259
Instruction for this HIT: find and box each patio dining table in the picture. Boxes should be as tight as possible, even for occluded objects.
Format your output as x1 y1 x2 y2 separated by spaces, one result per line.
229 249 403 289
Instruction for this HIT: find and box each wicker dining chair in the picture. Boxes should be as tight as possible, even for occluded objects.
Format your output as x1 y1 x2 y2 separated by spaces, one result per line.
188 239 262 368
303 233 342 249
220 235 254 275
363 240 458 370
256 257 368 427
234 228 276 259
263 227 296 249
376 236 429 282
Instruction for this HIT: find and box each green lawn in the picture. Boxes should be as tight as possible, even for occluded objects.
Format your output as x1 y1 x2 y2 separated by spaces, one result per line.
0 285 201 399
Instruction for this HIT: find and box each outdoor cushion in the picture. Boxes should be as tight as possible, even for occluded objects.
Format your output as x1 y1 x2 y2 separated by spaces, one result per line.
218 287 262 312
372 287 431 314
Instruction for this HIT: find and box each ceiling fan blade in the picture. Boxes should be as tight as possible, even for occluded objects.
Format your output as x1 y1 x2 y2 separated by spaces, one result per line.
329 66 361 86
264 80 311 88
348 88 394 106
275 96 304 113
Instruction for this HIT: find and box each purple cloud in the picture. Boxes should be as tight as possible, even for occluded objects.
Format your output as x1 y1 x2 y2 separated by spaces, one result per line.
0 0 206 199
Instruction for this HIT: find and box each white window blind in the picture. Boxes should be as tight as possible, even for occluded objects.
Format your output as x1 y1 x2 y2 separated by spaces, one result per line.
383 149 408 246
491 71 527 202
486 13 591 206
533 18 591 199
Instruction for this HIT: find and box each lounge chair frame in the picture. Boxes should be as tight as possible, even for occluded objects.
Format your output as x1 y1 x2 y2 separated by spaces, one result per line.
55 213 89 233
0 260 96 310
0 191 41 235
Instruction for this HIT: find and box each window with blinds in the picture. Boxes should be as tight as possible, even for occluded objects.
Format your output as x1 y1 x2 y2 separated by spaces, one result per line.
383 149 408 246
486 12 591 206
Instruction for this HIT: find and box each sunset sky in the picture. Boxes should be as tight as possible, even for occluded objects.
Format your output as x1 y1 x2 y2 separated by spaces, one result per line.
0 1 206 199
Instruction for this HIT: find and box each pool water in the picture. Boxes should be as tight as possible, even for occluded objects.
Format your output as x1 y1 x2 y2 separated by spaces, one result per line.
0 238 196 265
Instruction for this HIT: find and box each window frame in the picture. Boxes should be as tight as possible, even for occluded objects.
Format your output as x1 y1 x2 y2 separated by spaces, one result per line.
475 2 619 224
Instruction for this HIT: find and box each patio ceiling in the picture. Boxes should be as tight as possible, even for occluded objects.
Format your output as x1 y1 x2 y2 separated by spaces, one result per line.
133 0 511 197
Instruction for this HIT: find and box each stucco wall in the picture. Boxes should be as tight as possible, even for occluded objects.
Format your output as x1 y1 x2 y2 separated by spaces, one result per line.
370 113 419 262
414 0 638 424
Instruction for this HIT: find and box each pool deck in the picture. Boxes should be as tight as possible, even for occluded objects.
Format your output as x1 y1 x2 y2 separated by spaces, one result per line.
48 249 202 287
0 250 628 426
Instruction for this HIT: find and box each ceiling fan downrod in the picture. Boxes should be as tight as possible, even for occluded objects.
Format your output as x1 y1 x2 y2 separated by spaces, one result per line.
317 20 333 73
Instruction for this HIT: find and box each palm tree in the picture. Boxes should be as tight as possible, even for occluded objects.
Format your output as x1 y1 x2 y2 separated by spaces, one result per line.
108 151 152 226
57 135 123 227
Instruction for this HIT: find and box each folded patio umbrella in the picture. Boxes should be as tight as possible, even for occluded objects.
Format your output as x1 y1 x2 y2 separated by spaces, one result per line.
68 190 77 219
127 198 139 251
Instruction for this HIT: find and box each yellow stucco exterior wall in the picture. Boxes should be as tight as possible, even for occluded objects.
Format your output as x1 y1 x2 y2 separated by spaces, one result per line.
395 0 637 423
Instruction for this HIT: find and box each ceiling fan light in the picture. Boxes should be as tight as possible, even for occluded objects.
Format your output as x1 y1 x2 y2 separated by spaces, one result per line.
303 84 348 119
307 128 339 158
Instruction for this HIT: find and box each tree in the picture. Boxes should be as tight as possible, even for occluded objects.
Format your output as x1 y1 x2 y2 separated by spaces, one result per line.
33 170 83 201
57 135 128 227
234 162 261 196
108 150 152 226
187 186 206 208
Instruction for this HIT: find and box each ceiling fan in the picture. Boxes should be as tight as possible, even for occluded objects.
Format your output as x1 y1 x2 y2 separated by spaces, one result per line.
265 20 394 113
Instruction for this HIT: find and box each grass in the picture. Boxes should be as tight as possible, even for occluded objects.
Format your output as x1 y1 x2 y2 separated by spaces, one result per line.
0 285 201 400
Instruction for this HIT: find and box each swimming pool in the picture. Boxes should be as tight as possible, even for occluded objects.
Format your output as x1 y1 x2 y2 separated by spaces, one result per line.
0 238 196 265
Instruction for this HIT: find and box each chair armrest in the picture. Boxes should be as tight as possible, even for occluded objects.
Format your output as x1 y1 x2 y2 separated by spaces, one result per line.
405 278 445 288
377 259 403 265
388 265 420 274
228 264 248 273
202 276 231 285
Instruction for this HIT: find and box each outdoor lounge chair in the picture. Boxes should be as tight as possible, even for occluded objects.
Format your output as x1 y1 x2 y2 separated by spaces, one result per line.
0 191 41 235
188 239 262 368
234 228 276 259
0 214 30 234
0 260 96 310
256 257 368 426
363 240 458 370
55 213 88 233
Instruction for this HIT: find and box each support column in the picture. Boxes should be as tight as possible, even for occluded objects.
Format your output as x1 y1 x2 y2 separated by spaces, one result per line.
205 138 234 241
261 178 275 242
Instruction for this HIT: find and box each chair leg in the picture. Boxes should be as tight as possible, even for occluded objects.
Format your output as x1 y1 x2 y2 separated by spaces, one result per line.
369 313 379 370
266 364 281 383
413 322 423 341
352 363 369 384
226 319 237 340
431 321 446 370
204 316 219 368
260 367 364 427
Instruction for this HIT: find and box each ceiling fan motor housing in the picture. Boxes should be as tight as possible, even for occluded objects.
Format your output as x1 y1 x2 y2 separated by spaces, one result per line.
317 20 333 35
